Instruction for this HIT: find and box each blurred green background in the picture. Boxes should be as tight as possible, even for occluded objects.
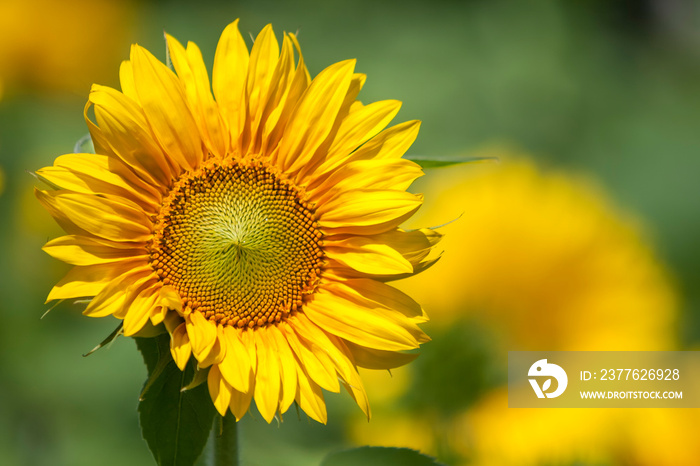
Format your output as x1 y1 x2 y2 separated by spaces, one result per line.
1 0 699 465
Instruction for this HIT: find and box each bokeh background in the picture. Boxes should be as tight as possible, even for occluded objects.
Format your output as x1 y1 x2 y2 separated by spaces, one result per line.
1 0 699 465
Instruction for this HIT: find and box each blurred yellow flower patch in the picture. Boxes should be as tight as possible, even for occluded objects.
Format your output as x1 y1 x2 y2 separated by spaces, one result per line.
0 0 133 95
400 151 678 351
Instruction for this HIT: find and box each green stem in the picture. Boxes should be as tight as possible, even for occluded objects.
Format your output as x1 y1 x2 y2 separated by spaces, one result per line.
213 413 239 466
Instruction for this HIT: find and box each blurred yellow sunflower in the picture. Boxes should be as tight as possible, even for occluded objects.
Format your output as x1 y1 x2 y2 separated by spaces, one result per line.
0 0 132 95
400 152 677 350
382 150 680 465
36 20 438 423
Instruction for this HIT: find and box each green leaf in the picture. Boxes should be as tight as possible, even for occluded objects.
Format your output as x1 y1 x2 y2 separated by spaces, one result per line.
404 156 499 169
135 334 217 466
320 446 444 466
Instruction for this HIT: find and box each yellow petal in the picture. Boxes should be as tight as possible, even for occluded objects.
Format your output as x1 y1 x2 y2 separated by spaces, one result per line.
84 286 126 318
131 44 203 170
311 159 423 203
371 228 442 267
34 188 89 238
321 99 402 173
295 367 327 424
293 71 366 184
166 34 228 158
324 236 413 275
347 119 421 162
123 281 160 336
253 330 281 423
267 325 298 413
164 311 184 334
197 325 227 368
36 190 152 243
240 328 257 375
46 259 146 302
150 304 168 327
332 278 425 320
344 340 418 370
329 336 370 418
83 265 153 317
219 326 252 392
119 60 139 103
318 280 428 329
37 153 160 211
304 292 425 352
186 311 218 362
342 378 370 420
280 323 339 393
58 152 162 203
151 289 181 327
317 189 423 234
84 101 117 158
89 84 172 185
43 235 147 266
250 32 294 154
158 285 183 313
291 313 360 386
276 59 356 175
213 19 249 151
260 33 310 156
208 365 233 416
245 24 280 151
229 372 255 421
171 322 192 371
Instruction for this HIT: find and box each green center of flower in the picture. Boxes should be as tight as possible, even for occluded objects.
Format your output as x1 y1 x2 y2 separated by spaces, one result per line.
150 160 323 328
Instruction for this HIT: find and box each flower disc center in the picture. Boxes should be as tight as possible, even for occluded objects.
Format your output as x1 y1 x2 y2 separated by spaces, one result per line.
150 160 323 328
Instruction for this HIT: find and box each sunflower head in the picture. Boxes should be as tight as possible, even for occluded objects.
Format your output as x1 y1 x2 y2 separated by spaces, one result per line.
36 20 440 423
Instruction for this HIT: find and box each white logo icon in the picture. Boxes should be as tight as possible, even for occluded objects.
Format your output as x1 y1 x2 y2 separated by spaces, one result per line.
528 359 568 398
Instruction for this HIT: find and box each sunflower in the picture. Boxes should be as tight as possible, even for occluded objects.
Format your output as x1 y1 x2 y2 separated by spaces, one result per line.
35 20 438 424
373 152 679 465
399 153 676 350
